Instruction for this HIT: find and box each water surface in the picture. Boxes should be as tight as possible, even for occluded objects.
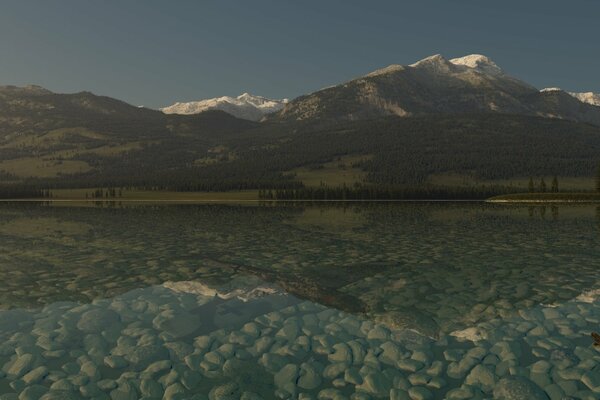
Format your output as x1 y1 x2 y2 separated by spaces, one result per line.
0 203 599 399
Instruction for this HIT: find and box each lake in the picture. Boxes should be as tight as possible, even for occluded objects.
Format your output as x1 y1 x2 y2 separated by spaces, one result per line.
0 202 599 399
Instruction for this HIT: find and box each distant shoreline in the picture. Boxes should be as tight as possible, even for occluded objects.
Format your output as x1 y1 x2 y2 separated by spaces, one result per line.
0 198 487 203
487 192 600 203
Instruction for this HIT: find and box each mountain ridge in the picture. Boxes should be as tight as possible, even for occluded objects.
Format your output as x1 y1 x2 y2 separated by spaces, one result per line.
161 93 288 121
270 53 600 125
2 54 600 195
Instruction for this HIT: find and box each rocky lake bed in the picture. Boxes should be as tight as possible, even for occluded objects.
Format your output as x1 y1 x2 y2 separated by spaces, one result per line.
0 203 599 399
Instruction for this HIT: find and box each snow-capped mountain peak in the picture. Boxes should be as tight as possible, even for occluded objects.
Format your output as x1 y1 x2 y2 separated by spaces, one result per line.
540 87 563 93
449 54 503 75
161 93 288 121
569 91 600 107
539 88 600 107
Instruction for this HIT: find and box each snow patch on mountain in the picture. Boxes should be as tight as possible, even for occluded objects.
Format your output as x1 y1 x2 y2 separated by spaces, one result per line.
569 91 600 107
540 88 600 107
161 93 289 121
540 87 563 93
449 54 503 75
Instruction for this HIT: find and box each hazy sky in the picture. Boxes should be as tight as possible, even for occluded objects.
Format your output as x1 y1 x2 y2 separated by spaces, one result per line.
1 0 598 108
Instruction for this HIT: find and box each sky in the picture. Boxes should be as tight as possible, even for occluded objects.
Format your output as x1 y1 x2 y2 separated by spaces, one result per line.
1 0 598 108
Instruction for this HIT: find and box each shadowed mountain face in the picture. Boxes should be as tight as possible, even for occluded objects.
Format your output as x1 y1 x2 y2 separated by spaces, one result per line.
271 54 600 125
0 85 260 187
0 85 256 140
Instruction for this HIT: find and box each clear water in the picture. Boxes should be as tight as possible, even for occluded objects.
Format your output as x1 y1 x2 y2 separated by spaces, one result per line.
0 203 599 399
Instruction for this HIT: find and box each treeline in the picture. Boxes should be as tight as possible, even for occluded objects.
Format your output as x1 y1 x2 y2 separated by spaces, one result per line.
0 185 49 199
528 176 560 193
259 184 522 201
597 163 600 192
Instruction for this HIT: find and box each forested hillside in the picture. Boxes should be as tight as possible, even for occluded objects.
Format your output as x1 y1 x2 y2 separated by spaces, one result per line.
2 84 600 199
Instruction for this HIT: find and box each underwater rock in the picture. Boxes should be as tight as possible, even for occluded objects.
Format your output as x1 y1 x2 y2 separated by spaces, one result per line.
493 376 549 400
76 308 120 333
374 310 439 340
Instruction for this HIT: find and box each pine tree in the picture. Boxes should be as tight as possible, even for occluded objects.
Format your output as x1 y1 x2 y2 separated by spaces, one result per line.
528 177 534 193
551 176 558 193
540 178 547 193
596 163 600 193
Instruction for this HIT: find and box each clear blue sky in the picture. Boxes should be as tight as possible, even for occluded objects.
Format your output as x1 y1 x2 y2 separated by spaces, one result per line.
1 0 598 108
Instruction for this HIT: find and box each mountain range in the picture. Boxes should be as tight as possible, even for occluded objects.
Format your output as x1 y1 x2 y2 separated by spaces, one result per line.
270 54 600 125
1 53 600 197
161 93 288 121
159 54 600 124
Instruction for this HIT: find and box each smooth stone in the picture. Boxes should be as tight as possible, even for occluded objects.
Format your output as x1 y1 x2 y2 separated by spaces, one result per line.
50 379 74 391
193 336 213 351
348 341 366 365
141 360 172 378
275 364 299 395
104 356 128 369
240 393 263 400
276 321 301 342
241 322 260 338
581 370 600 392
80 382 102 398
445 386 474 400
39 391 80 400
426 361 444 377
153 310 200 339
163 383 186 400
379 342 403 366
543 384 565 400
411 351 430 364
77 309 120 333
208 382 240 400
443 349 464 362
493 376 549 400
18 385 47 400
530 360 552 374
140 379 163 398
397 359 422 373
252 337 274 356
377 310 439 340
464 364 496 392
184 353 203 371
317 388 344 399
367 326 390 341
98 379 118 391
22 366 49 385
407 386 433 400
109 380 138 400
408 372 429 386
10 380 26 393
356 372 392 397
323 363 348 380
80 361 100 381
447 357 478 379
344 368 363 385
427 376 446 389
124 345 169 370
390 389 410 400
329 344 353 364
204 351 225 366
7 354 34 378
298 363 322 390
181 370 202 390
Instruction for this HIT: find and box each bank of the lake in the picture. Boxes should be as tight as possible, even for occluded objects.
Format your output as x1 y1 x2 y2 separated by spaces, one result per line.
488 192 600 203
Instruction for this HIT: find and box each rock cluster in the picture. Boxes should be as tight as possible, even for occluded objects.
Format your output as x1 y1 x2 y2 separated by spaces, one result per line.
0 282 599 399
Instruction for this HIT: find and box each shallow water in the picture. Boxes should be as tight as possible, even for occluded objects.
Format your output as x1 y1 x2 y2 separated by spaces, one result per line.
0 203 599 399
